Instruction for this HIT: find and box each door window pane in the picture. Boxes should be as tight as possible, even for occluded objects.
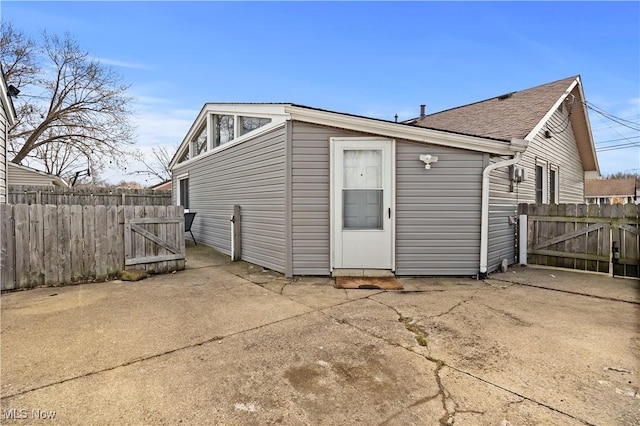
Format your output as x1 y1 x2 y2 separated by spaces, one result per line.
344 150 381 189
343 189 382 230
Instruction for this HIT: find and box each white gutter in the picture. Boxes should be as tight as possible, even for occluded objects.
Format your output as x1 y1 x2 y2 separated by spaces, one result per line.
479 145 525 278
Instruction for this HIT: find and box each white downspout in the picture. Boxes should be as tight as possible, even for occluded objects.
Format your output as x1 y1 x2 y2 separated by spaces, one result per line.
479 151 523 279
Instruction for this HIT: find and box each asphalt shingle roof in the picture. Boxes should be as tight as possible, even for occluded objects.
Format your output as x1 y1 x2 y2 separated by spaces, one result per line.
411 76 578 141
584 178 637 198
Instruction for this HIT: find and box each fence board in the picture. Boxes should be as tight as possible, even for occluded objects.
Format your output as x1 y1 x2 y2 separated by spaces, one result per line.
106 205 119 277
166 205 178 272
1 204 16 290
83 206 96 279
14 204 30 289
29 204 45 287
44 205 59 286
95 205 108 279
70 205 84 281
144 205 156 274
58 205 72 284
156 206 168 273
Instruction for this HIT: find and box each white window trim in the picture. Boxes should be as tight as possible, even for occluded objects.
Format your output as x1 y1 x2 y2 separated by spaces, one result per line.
173 119 286 171
176 173 189 209
536 159 548 204
550 165 559 204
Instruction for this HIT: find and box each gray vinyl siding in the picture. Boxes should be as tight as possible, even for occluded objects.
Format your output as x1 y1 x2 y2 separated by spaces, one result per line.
487 157 518 272
290 122 486 276
518 107 585 203
396 142 483 276
290 122 362 275
172 125 287 273
0 103 6 203
486 106 587 272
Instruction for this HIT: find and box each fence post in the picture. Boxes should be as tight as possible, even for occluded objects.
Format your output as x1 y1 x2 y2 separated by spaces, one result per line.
519 214 528 266
231 205 241 261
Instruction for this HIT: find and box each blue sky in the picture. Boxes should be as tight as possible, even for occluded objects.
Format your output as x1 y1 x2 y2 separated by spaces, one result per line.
3 1 639 185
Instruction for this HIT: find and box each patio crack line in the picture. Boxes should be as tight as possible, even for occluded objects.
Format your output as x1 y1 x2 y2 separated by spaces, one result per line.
0 309 316 401
335 297 594 426
427 290 480 320
488 278 640 306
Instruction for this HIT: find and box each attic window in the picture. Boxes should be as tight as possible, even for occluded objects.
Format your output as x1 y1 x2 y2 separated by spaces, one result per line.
214 115 234 146
177 148 189 164
191 124 207 156
240 116 272 136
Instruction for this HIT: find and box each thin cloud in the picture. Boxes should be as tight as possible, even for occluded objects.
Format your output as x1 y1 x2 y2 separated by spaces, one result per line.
90 56 148 70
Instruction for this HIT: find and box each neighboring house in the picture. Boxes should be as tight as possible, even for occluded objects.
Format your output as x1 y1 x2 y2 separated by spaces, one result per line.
1 68 17 204
7 162 69 187
169 76 598 278
585 178 638 205
150 179 172 191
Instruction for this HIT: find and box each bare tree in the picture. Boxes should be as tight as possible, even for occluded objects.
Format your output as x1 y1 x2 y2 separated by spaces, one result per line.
1 23 136 179
131 144 176 182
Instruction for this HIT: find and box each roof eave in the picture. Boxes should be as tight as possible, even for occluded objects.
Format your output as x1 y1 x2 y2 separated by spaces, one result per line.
285 105 526 156
525 76 600 175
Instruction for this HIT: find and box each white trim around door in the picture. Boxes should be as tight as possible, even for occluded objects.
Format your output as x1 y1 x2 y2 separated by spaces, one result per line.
330 137 395 271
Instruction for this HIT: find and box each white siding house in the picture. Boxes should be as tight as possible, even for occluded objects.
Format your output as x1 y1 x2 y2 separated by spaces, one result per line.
170 77 598 278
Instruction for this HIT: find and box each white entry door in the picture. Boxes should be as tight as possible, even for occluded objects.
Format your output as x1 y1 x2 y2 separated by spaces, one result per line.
332 138 394 270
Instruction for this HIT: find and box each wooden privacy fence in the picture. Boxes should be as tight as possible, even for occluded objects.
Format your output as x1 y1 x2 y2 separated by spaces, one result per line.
1 204 185 291
8 185 172 206
518 203 640 278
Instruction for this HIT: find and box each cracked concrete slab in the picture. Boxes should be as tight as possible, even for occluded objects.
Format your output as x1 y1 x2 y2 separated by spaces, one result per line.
368 282 640 425
1 266 313 398
2 243 638 425
1 312 446 425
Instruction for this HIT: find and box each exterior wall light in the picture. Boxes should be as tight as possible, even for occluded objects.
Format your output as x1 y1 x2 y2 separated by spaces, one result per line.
419 154 438 169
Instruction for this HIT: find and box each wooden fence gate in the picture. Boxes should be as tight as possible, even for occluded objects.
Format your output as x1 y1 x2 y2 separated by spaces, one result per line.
124 216 185 269
519 203 639 278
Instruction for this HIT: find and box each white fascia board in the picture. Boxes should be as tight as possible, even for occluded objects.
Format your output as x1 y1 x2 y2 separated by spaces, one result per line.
0 81 16 126
573 76 600 174
169 103 290 170
285 105 524 156
526 77 599 175
525 78 579 141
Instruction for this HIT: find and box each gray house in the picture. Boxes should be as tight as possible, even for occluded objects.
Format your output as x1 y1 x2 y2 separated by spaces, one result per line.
170 76 598 278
